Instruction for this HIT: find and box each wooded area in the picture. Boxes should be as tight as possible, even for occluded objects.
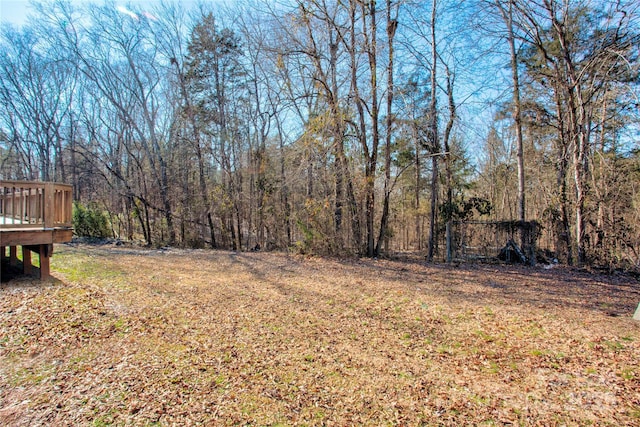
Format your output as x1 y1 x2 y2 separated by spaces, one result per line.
0 0 638 267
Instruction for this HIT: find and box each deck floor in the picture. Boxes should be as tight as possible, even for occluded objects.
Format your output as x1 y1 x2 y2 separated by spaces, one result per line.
1 217 21 225
1 215 44 227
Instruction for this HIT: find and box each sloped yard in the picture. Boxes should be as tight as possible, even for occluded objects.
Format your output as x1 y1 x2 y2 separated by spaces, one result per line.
1 244 639 425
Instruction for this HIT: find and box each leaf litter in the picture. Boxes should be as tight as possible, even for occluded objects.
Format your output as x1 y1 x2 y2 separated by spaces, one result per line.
1 244 639 425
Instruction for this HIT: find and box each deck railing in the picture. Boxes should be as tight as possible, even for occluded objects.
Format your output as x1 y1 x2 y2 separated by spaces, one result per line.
0 180 73 229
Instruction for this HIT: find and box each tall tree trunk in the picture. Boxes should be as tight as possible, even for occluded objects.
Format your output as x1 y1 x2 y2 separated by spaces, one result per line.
415 133 422 250
553 79 573 265
426 0 439 262
276 119 291 247
551 8 589 265
348 0 368 254
503 0 526 259
171 58 216 248
572 118 588 264
376 0 397 256
328 28 345 245
442 63 456 263
500 0 526 225
69 111 79 200
362 0 380 257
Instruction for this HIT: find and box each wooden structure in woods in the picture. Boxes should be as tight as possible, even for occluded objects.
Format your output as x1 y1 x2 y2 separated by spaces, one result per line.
449 220 540 264
1 180 73 280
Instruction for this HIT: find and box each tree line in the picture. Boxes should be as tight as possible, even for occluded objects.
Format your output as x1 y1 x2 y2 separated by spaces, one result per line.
1 0 638 267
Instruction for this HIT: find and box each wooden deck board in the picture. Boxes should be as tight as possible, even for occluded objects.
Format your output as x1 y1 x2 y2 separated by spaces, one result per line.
1 228 73 246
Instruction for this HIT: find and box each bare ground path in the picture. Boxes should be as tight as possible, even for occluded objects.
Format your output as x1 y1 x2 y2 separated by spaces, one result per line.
1 244 639 425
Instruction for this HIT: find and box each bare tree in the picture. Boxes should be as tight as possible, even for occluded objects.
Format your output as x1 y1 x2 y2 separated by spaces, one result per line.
375 0 399 256
514 0 639 264
494 0 526 233
0 24 76 181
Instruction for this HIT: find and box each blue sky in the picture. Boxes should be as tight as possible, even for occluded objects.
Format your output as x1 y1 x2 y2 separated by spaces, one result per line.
0 0 31 26
0 0 211 27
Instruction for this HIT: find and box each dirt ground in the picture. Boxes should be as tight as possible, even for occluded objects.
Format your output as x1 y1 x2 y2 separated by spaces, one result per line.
1 243 639 425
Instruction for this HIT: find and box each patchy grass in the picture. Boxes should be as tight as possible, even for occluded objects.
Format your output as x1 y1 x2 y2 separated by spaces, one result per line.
1 244 640 425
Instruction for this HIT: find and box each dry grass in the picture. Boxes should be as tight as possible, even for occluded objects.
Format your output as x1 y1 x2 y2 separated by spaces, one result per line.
1 244 640 426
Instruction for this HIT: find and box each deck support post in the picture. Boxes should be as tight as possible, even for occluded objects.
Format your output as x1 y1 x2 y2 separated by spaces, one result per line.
40 245 51 280
22 246 32 275
9 246 18 266
25 244 52 280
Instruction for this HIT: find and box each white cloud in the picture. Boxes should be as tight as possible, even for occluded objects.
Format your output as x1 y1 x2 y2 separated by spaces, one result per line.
116 5 138 20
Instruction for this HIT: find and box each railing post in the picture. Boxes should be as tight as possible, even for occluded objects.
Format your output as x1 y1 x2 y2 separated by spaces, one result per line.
44 182 54 229
67 188 73 225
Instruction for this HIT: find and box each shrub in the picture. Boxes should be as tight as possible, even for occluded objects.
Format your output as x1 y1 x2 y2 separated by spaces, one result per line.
73 202 111 238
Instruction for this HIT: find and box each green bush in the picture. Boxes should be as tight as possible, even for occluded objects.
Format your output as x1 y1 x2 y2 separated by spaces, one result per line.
73 202 111 238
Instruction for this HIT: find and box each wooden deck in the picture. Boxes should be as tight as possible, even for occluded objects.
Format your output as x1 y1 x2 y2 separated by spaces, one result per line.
1 180 73 280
